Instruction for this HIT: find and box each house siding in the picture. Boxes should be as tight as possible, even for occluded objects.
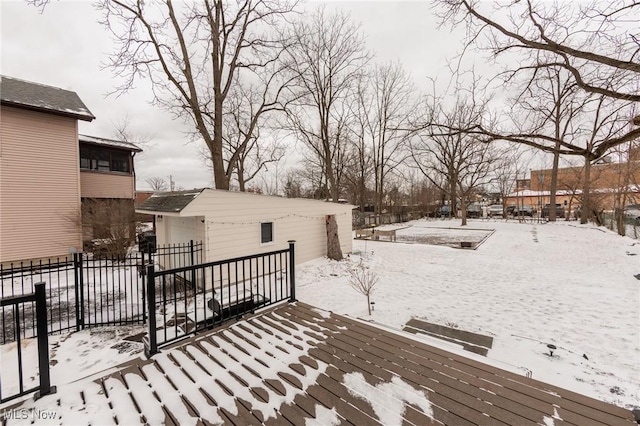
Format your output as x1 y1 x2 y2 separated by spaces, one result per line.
0 106 82 262
179 190 353 265
80 171 135 199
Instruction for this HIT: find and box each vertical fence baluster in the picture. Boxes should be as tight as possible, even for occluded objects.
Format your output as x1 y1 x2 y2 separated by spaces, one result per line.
15 304 24 395
73 253 81 332
261 256 266 309
79 254 85 330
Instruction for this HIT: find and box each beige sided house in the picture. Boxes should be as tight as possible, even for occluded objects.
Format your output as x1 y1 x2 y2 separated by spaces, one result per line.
78 134 141 243
0 76 142 264
0 76 95 263
136 189 353 269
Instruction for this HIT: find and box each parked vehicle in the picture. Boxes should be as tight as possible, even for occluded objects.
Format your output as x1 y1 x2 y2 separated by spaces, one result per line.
512 204 535 216
466 203 482 218
436 205 452 217
542 204 565 219
487 204 504 217
624 204 640 218
506 205 517 216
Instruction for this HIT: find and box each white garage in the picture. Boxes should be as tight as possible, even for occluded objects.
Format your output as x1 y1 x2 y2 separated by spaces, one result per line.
137 189 353 269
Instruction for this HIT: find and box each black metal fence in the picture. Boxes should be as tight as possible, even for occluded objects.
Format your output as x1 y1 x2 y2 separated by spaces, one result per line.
0 241 203 344
0 283 55 404
145 241 296 355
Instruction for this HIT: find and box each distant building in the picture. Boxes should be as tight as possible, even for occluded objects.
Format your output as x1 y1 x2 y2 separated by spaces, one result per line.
506 149 640 215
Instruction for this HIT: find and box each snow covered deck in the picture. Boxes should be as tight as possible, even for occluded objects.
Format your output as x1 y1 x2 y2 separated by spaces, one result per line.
3 302 635 425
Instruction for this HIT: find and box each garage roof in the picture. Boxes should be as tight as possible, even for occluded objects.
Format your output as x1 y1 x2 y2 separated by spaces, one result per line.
137 189 204 213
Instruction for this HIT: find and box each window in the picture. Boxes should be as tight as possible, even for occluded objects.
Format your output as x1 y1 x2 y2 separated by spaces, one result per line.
111 151 130 173
260 222 274 244
80 145 131 174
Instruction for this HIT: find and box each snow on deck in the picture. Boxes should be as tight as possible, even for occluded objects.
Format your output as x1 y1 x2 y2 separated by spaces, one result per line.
1 303 635 425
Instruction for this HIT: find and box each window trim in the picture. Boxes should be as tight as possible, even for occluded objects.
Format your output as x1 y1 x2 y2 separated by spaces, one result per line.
260 221 275 246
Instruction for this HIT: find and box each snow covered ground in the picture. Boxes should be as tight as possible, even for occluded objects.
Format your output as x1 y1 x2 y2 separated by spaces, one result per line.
298 219 640 409
1 218 638 413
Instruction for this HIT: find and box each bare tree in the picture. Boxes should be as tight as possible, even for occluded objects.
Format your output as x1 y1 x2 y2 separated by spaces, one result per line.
111 114 154 149
75 198 138 259
281 169 304 198
435 1 640 160
349 260 379 315
218 75 294 191
98 0 299 190
352 62 414 215
578 93 631 224
343 123 372 211
512 66 588 221
282 7 369 202
611 138 640 235
145 177 168 192
412 90 498 225
494 147 530 217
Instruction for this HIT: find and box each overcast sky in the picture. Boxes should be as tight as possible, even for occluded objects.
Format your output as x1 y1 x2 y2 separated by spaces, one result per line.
1 1 467 190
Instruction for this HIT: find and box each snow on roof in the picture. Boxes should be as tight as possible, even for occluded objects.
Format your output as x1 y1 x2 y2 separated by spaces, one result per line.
0 75 95 121
79 134 142 152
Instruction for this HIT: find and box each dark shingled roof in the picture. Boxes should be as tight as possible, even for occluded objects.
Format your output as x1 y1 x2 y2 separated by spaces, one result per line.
0 75 95 121
137 189 204 213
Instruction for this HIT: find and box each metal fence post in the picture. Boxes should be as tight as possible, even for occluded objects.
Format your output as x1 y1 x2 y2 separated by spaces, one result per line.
34 282 55 400
145 264 158 357
73 253 81 332
288 241 296 302
78 253 85 329
190 239 196 291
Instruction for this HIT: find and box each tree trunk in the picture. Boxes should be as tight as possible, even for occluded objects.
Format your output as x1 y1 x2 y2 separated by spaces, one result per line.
326 215 343 260
460 197 467 226
212 95 229 190
580 156 591 224
449 175 457 218
549 141 560 221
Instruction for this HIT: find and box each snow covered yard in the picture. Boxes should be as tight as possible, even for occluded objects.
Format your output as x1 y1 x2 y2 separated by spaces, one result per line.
1 218 637 418
298 219 640 409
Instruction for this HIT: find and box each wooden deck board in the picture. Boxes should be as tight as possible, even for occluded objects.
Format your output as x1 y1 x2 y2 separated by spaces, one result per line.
323 319 554 425
316 307 632 425
12 301 634 425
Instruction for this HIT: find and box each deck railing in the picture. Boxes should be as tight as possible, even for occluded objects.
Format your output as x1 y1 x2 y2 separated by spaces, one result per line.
0 283 55 403
145 241 296 355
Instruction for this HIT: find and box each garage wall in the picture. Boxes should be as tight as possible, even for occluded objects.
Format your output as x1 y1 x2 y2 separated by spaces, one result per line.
182 190 353 265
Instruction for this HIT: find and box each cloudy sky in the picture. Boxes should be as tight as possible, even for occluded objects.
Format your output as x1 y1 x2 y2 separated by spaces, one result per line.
1 0 465 190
